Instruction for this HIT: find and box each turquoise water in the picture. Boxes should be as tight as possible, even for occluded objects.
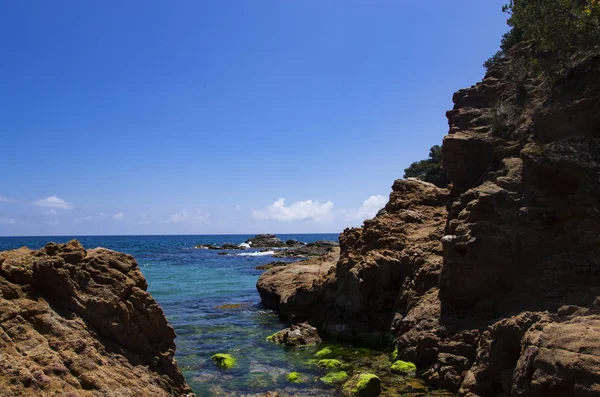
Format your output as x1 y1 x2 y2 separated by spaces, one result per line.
0 234 342 396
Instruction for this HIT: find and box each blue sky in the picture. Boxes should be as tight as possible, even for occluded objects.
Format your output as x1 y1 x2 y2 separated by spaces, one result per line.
0 1 508 236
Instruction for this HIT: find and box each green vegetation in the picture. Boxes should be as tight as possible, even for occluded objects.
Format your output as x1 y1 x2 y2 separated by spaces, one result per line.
265 332 277 342
317 358 349 370
315 347 333 358
403 145 448 188
351 373 381 395
485 1 600 70
320 371 349 385
211 353 236 369
390 360 417 375
286 372 304 383
390 346 399 361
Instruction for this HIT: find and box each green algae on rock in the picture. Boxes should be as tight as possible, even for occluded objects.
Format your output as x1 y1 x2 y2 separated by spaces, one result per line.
317 358 349 370
211 353 236 369
316 347 333 357
390 360 416 375
286 372 304 383
320 371 349 385
348 373 382 396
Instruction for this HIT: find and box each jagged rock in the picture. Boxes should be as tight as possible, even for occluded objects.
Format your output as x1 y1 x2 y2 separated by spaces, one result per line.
256 45 600 395
245 234 285 248
0 240 193 396
196 243 244 250
266 322 322 347
273 240 339 258
255 261 295 271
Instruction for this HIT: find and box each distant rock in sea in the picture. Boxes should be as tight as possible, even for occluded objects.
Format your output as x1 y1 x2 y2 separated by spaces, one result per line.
273 240 339 258
244 234 286 248
195 243 245 250
0 240 193 396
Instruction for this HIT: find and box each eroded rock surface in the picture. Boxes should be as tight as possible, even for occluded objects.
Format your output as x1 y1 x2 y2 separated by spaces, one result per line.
257 48 600 396
0 240 193 396
267 322 322 347
257 248 339 322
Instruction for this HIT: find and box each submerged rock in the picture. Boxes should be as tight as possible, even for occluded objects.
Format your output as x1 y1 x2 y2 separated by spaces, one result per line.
344 373 381 397
286 372 304 383
317 359 349 370
266 322 322 347
211 353 237 369
0 240 193 396
320 371 349 385
390 360 417 375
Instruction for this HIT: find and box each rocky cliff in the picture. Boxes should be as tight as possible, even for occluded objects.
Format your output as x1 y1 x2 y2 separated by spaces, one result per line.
257 47 600 396
0 240 193 396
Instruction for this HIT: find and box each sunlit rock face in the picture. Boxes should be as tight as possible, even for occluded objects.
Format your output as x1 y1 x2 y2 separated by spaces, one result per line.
0 240 193 396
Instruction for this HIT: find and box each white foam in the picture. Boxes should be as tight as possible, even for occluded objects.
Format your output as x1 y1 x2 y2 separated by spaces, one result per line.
236 250 274 257
239 242 251 249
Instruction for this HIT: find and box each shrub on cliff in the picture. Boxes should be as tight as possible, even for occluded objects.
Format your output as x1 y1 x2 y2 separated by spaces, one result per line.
403 145 448 188
485 0 600 70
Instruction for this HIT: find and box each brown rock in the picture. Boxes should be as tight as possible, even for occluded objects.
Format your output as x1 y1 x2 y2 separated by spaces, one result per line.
266 322 322 347
0 240 193 396
256 45 600 395
257 248 339 322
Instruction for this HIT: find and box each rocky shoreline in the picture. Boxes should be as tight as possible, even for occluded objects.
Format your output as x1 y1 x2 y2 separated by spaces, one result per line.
257 47 600 396
0 240 193 396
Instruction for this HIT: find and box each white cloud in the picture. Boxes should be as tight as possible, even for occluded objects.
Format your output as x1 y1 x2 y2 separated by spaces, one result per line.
166 210 209 224
137 214 150 225
0 196 15 203
236 204 243 210
74 215 92 223
113 212 124 220
252 198 334 222
0 217 16 225
45 209 58 216
32 196 72 210
351 195 388 221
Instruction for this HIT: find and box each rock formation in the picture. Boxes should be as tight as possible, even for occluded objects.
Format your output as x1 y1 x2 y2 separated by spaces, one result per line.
0 240 193 396
257 47 600 396
245 234 286 248
273 240 340 259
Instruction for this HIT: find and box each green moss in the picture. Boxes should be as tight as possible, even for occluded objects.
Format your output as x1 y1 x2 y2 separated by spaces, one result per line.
320 371 349 385
391 346 398 361
265 332 277 342
317 359 348 370
211 353 236 369
390 360 416 375
351 373 381 395
315 347 333 358
286 372 304 383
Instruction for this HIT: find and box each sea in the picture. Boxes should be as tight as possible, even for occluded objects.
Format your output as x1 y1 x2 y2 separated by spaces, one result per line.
0 234 343 396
